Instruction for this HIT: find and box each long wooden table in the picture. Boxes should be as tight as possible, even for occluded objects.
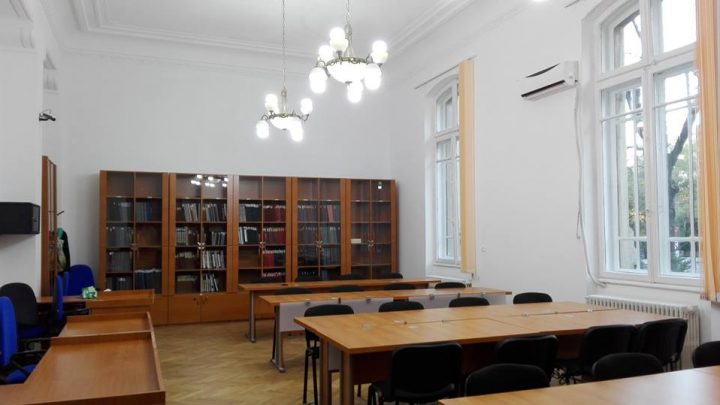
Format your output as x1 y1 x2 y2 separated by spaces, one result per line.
295 303 670 405
261 287 511 371
38 289 155 315
440 366 720 404
239 277 440 342
0 312 165 404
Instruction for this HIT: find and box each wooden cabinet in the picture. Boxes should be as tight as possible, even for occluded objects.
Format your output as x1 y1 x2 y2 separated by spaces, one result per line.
167 293 243 324
41 156 58 296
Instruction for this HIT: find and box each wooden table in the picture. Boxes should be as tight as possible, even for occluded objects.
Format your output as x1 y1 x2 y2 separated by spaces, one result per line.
261 287 511 371
239 277 440 342
0 312 165 404
38 289 155 315
439 366 720 405
295 304 670 405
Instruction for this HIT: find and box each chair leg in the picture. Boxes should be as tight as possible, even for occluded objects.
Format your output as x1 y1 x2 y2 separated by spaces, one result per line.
303 350 309 404
312 352 318 405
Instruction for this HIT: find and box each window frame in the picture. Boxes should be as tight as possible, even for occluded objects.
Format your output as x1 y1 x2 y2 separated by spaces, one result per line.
593 0 700 287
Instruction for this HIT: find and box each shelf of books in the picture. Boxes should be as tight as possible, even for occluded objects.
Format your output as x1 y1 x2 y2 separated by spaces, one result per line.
236 176 291 284
347 179 396 278
292 177 346 281
169 173 232 295
99 171 168 294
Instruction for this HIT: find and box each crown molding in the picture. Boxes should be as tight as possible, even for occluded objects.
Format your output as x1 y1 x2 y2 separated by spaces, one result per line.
0 0 34 49
390 0 474 55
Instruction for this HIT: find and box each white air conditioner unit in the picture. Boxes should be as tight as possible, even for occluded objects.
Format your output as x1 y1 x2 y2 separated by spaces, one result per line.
521 61 578 100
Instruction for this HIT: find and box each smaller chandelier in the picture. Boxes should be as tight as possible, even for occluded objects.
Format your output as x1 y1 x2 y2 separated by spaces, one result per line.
308 0 388 103
256 88 312 142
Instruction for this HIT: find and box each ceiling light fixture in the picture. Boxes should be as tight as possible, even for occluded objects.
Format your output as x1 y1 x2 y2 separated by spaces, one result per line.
256 0 312 142
308 0 388 103
190 175 228 188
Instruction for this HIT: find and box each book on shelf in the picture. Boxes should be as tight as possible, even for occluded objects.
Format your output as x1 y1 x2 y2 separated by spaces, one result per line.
177 202 199 222
134 268 162 293
175 251 199 269
319 225 340 244
175 226 199 245
203 202 227 222
107 276 133 290
107 251 132 272
320 204 340 222
207 230 227 246
201 273 222 292
297 204 318 222
263 204 286 222
108 200 133 221
262 249 286 267
135 201 159 221
176 274 198 293
200 250 225 269
320 247 340 266
262 227 285 244
238 226 259 244
238 203 261 221
106 225 134 247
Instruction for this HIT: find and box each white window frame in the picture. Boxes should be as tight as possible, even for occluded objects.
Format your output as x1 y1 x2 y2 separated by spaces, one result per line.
592 0 700 287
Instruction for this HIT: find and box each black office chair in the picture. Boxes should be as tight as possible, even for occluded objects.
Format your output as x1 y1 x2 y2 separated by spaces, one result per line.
494 335 558 381
464 364 548 396
303 304 354 405
295 275 322 282
692 341 720 368
634 318 687 370
435 282 466 289
592 353 663 381
337 274 366 280
329 285 364 293
271 287 311 369
368 342 463 405
513 292 553 304
378 301 424 312
375 272 403 279
383 283 415 291
0 283 47 340
0 297 46 384
556 324 636 383
449 297 489 307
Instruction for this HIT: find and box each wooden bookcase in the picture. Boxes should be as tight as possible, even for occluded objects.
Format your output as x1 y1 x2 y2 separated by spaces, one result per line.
235 176 292 284
346 179 397 278
41 156 58 296
291 178 348 281
98 171 169 323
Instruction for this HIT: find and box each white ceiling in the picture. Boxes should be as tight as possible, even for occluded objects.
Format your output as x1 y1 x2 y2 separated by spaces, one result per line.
64 0 475 57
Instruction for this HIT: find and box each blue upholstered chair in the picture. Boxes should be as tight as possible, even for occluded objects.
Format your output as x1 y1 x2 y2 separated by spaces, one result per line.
65 264 96 296
0 297 44 384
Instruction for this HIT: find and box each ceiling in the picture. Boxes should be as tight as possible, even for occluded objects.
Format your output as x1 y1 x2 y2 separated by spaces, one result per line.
62 0 475 58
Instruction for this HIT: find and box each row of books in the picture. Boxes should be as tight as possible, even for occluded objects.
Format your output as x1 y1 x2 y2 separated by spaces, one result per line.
256 271 285 282
176 274 198 294
263 204 286 222
208 230 227 246
297 225 340 244
177 203 199 222
262 249 286 267
201 272 222 292
107 251 132 272
176 226 199 246
321 248 341 266
238 226 259 244
238 203 262 222
106 226 133 247
107 200 133 222
263 227 285 244
134 268 162 293
175 251 198 269
201 250 226 269
204 202 227 222
135 201 160 221
106 276 133 290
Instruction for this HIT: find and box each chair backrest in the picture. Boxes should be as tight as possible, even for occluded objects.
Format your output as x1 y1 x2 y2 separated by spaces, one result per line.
449 297 489 307
337 274 366 280
341 297 393 314
411 294 455 309
634 318 688 366
434 282 466 289
62 271 70 296
577 324 637 374
273 287 312 295
383 283 416 291
378 301 424 312
513 292 553 304
328 285 363 293
278 299 338 333
465 364 548 396
376 272 403 279
592 353 663 381
66 264 96 295
494 335 558 379
0 282 39 326
295 275 322 282
0 296 18 367
693 341 720 368
303 304 354 342
53 275 64 323
390 342 463 399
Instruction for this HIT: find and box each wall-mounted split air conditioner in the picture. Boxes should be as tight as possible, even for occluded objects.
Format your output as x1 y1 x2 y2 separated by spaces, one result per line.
521 61 578 100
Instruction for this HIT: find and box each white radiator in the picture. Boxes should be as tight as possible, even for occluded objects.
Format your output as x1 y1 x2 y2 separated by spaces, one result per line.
585 295 699 368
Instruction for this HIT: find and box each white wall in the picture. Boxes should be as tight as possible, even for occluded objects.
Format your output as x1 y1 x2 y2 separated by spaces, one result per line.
60 53 392 270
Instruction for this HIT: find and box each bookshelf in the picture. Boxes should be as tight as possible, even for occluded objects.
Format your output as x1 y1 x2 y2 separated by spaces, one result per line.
41 156 58 296
98 171 169 323
347 179 397 278
236 176 291 284
291 178 346 281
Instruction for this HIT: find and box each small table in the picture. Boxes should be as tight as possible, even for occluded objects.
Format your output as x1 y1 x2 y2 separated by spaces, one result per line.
59 312 153 338
38 289 155 315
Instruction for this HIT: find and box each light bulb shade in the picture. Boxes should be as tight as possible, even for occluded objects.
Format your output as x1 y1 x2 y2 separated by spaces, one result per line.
300 98 313 115
371 51 388 64
329 27 348 52
347 82 363 103
309 67 328 83
372 40 387 54
265 93 279 112
318 45 335 63
290 124 304 142
256 120 270 139
327 61 368 84
365 63 381 78
310 79 327 94
364 74 381 90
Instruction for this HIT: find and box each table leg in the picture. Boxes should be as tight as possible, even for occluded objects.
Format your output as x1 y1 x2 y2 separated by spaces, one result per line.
320 338 332 405
270 306 285 372
246 291 256 342
340 351 354 405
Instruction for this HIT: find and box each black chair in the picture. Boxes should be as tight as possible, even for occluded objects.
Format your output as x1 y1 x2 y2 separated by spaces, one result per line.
634 318 687 370
435 282 466 289
270 287 311 369
378 301 424 313
0 283 47 342
337 274 366 280
383 283 415 291
368 342 463 405
0 297 46 384
513 292 553 304
464 364 548 396
556 324 636 383
329 285 364 293
494 335 558 381
592 353 663 381
692 341 720 368
375 272 403 279
449 297 489 307
295 275 322 282
303 304 354 405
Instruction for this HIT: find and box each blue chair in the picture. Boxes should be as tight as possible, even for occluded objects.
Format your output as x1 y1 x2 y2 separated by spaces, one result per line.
62 272 70 296
65 265 96 296
0 283 47 341
52 275 88 333
0 297 44 384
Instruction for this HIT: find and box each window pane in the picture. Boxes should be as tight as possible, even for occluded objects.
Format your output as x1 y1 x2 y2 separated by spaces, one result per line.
436 138 456 261
605 84 643 118
658 0 697 53
619 239 648 270
659 69 699 104
436 89 452 132
614 10 643 69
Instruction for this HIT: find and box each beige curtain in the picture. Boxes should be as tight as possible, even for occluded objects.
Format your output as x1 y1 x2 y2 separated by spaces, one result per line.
697 0 720 301
459 60 476 274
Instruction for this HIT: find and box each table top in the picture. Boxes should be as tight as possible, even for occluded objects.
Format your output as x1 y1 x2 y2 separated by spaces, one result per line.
59 312 152 338
260 287 511 306
490 309 670 335
238 277 442 292
38 289 155 307
439 366 720 405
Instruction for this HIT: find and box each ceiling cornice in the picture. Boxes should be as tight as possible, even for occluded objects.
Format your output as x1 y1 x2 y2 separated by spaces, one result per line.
0 0 35 49
390 0 474 55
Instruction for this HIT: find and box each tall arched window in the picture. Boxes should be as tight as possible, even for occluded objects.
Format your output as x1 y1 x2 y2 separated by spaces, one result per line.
595 0 699 285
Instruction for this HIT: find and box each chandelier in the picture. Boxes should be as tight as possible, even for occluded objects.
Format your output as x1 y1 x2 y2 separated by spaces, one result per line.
190 175 228 188
256 0 312 142
308 0 388 103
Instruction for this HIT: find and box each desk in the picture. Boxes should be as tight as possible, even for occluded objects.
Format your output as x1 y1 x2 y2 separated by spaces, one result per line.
38 289 155 315
295 304 671 405
239 277 440 342
59 312 153 337
439 366 720 405
261 287 511 371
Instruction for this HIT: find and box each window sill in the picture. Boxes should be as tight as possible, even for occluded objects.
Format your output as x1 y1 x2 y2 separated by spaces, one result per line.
597 277 702 293
433 262 460 269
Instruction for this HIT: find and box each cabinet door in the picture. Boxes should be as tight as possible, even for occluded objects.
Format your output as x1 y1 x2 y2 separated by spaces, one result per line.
201 293 243 322
168 295 202 324
149 296 169 325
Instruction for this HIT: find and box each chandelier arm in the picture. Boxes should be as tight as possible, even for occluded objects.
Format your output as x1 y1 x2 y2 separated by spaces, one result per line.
346 0 351 25
282 0 286 89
